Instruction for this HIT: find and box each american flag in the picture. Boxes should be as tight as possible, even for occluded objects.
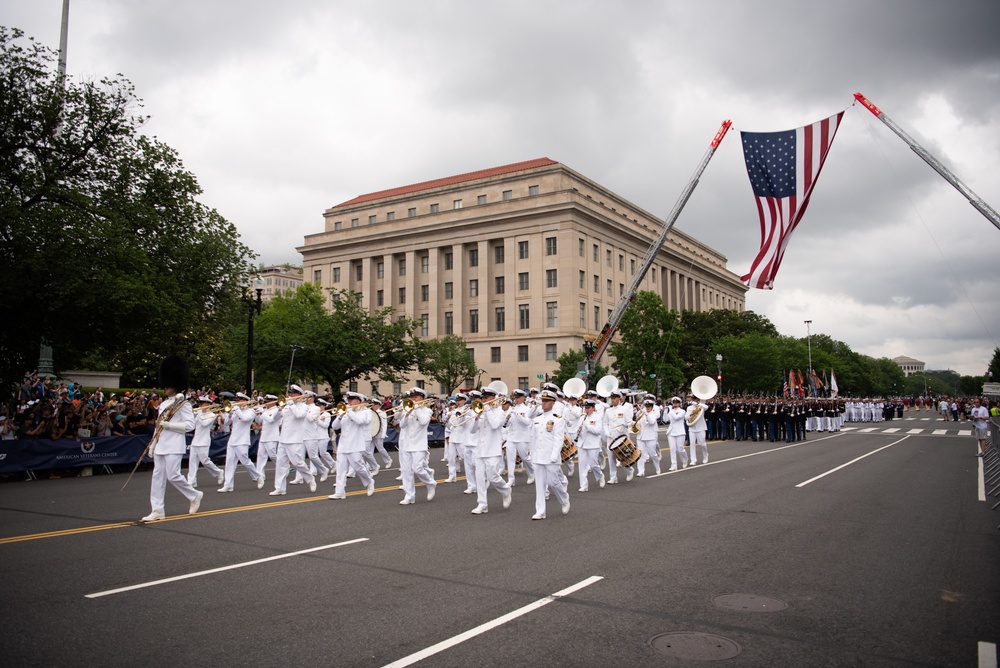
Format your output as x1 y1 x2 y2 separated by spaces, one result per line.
740 112 844 290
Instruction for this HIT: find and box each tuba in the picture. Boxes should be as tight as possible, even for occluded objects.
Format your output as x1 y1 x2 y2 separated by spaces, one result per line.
687 375 718 425
563 377 587 399
595 375 618 398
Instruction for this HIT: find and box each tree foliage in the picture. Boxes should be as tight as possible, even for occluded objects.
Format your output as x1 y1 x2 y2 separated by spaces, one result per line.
0 28 255 394
240 284 421 395
607 291 684 394
417 334 476 395
550 348 609 390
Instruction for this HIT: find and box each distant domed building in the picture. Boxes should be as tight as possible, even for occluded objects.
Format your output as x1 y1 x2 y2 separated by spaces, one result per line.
893 356 925 377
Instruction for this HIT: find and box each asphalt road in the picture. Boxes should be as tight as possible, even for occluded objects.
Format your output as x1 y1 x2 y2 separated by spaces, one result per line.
1 410 996 667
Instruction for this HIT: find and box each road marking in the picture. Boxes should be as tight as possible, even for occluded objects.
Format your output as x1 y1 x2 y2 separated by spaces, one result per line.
882 428 900 433
0 477 462 546
959 430 972 436
85 538 369 598
646 433 845 478
907 429 924 434
382 575 604 668
980 641 997 668
979 448 987 502
859 428 878 433
932 429 947 435
796 436 910 488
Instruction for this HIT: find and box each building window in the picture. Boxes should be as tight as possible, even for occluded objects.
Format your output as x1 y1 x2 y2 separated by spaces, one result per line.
495 307 505 332
546 301 558 327
494 245 504 264
593 244 599 262
399 258 406 276
503 189 513 201
607 279 612 296
351 218 359 228
420 314 429 336
652 267 657 282
421 285 429 302
469 248 479 267
453 199 463 209
518 376 529 390
619 283 624 296
630 258 636 274
368 214 377 225
469 309 479 333
606 249 612 266
377 289 384 306
387 211 395 221
469 279 479 297
430 203 439 213
421 255 429 273
546 269 558 288
444 311 453 334
529 184 539 196
593 275 599 293
408 207 416 218
579 270 585 289
518 345 529 362
444 282 453 299
595 306 600 330
477 194 487 205
579 238 585 256
546 344 557 360
545 237 557 255
491 346 501 363
619 254 624 271
518 240 529 259
518 272 529 291
580 302 586 327
376 262 384 279
444 252 453 270
333 267 341 283
334 221 342 231
398 287 406 304
467 348 475 363
495 276 505 294
519 304 530 329
313 269 321 283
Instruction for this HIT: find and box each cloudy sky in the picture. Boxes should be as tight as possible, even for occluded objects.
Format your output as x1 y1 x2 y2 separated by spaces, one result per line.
8 0 1000 376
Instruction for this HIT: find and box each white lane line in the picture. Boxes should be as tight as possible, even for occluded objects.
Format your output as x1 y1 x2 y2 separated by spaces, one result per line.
907 429 924 434
796 436 911 488
933 429 947 435
859 428 878 433
980 641 997 668
840 427 858 431
882 428 900 433
86 538 369 599
646 433 845 479
979 448 987 502
383 575 603 668
959 430 972 436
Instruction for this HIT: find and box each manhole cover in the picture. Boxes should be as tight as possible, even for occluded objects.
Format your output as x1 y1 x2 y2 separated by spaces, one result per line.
712 593 788 612
649 632 742 661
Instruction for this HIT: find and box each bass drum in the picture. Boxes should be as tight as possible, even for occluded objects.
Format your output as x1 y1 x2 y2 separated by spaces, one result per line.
560 436 578 463
370 410 383 438
609 434 641 467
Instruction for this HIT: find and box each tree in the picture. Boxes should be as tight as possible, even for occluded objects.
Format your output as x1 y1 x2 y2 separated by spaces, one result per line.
0 28 255 394
550 348 609 390
988 347 1000 384
244 285 421 395
677 309 779 378
607 291 685 394
417 334 476 395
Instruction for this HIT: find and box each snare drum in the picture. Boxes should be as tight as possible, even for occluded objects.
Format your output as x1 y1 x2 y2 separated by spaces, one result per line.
560 436 578 463
609 434 640 467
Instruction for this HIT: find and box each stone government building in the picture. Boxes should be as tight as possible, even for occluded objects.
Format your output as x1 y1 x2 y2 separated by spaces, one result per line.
298 158 747 396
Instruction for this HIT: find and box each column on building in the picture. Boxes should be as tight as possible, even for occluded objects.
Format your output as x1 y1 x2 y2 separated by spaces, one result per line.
426 249 439 337
360 256 373 311
404 250 417 321
385 253 397 316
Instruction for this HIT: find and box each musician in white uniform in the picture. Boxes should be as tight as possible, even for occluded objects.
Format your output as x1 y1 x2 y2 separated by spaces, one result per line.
530 389 570 520
370 400 393 470
141 356 201 522
270 385 317 496
577 399 606 491
445 394 474 483
561 393 583 478
686 396 709 465
328 392 376 499
504 389 535 485
471 388 512 514
187 397 224 488
603 390 635 484
665 396 689 471
396 388 438 505
219 393 264 492
254 395 281 484
303 395 335 481
635 399 662 476
451 392 481 494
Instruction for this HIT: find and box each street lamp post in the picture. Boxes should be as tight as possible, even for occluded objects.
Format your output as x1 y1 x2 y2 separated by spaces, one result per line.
716 353 723 396
245 277 264 392
804 320 813 397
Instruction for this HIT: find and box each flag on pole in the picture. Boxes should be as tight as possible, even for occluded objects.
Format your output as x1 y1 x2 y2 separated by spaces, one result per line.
797 370 806 398
739 111 845 290
830 368 839 397
783 370 789 397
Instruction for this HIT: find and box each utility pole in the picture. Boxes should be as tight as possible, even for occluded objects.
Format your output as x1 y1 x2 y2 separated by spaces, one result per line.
805 320 813 397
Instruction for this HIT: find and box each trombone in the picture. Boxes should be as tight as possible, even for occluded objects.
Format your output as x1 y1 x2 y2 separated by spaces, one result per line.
385 397 435 416
452 396 501 426
276 394 309 407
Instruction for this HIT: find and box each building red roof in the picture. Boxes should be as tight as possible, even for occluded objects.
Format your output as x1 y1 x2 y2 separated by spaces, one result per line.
331 158 558 209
